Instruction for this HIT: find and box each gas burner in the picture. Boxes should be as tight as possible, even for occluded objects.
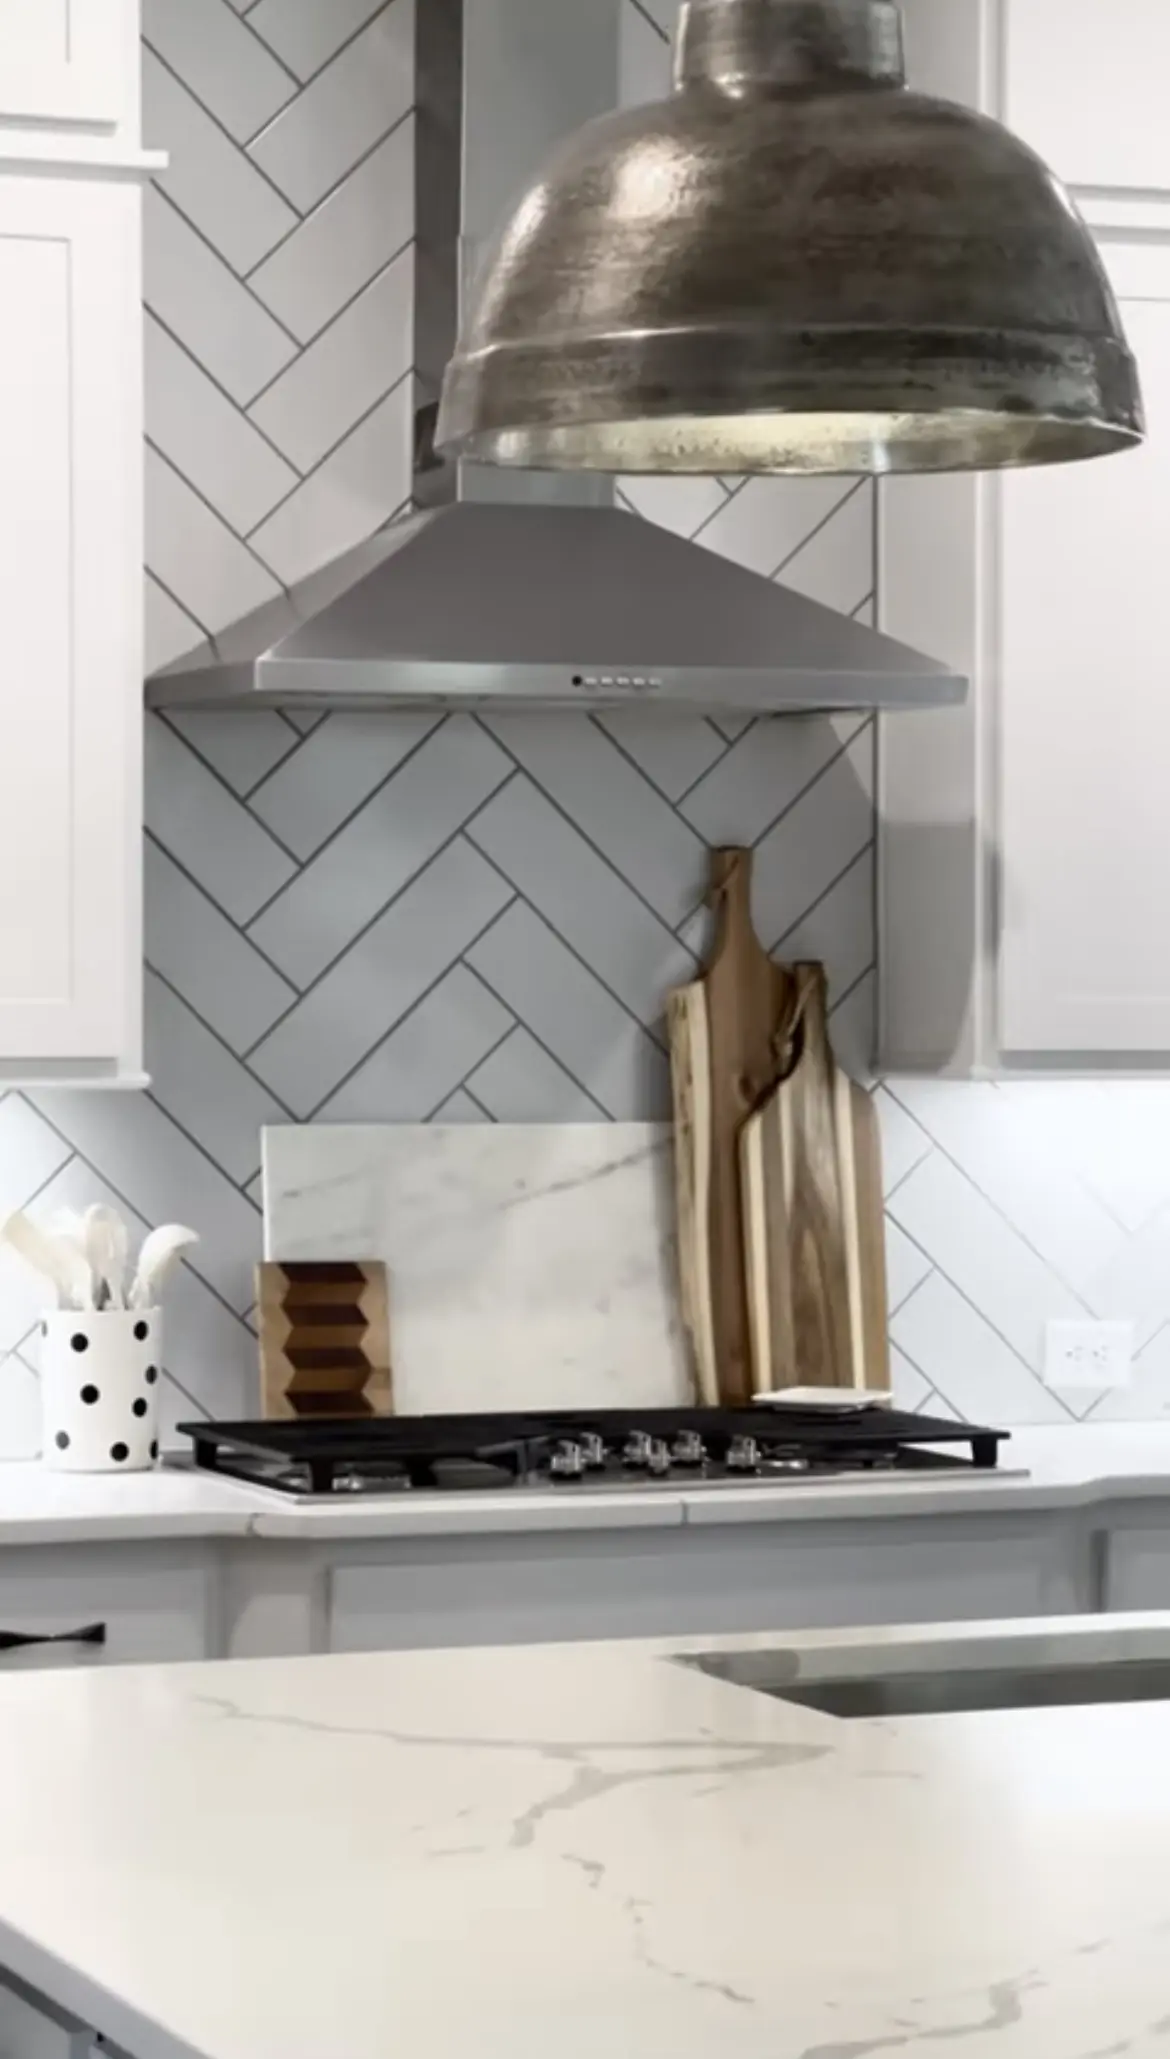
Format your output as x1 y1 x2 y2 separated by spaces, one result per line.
177 1407 1009 1500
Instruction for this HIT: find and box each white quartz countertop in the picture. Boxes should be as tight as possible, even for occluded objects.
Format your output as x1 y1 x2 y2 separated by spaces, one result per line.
3 1615 1170 2058
8 1424 1170 1543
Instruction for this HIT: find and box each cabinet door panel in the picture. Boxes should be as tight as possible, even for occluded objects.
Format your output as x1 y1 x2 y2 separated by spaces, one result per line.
1000 262 1170 1052
0 180 141 1062
1007 0 1170 193
0 0 123 123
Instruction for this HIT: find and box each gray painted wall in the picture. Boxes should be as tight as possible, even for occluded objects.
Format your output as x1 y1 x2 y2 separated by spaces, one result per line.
0 0 1167 1455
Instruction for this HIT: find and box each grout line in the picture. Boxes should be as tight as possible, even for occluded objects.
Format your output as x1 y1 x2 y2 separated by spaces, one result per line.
885 1213 1080 1424
463 813 684 1054
241 786 518 1060
143 1087 266 1218
233 5 302 90
472 714 704 958
688 473 749 544
145 963 300 1125
146 305 308 483
673 718 872 933
886 1263 937 1324
767 479 866 583
243 109 414 287
162 1365 213 1422
246 4 410 135
627 0 670 43
1 1145 80 1222
145 440 292 605
881 1149 934 1209
420 1019 520 1123
886 1330 964 1423
750 719 870 851
1128 1317 1170 1369
670 728 745 809
145 185 303 353
243 368 414 541
237 723 316 803
240 728 498 970
587 709 727 810
304 904 520 1121
827 959 876 1020
769 840 875 959
240 711 443 856
146 567 212 647
462 945 616 1120
881 1080 1099 1318
144 40 307 222
243 236 414 410
459 1087 497 1122
153 711 303 867
143 829 300 1000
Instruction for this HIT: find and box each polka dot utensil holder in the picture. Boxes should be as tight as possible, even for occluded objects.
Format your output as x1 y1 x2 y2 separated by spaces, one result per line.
41 1309 163 1473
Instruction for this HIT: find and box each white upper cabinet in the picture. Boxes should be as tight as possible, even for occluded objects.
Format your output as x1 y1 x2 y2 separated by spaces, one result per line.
880 0 1170 1072
0 0 124 123
0 0 149 1084
999 253 1170 1053
0 179 142 1074
1006 0 1170 194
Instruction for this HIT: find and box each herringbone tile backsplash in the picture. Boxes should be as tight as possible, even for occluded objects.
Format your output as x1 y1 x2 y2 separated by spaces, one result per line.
0 0 1167 1454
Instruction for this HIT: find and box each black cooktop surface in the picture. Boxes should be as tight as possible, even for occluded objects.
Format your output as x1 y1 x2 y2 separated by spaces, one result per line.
176 1406 1008 1499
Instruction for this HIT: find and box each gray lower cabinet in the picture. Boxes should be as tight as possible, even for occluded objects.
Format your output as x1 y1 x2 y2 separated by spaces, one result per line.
1099 1506 1170 1610
0 1502 1145 1678
325 1508 1095 1653
0 1545 214 1672
0 1972 94 2059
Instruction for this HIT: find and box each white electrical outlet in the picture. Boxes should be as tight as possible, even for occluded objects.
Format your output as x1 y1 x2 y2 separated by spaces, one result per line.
1044 1320 1134 1392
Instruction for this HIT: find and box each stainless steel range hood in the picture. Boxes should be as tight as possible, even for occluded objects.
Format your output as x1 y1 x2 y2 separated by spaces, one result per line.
147 0 965 717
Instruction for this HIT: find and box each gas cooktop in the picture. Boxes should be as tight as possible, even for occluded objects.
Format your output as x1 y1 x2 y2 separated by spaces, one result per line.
176 1406 1008 1500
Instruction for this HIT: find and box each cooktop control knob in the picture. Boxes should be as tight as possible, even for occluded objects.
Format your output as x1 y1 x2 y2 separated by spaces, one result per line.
672 1431 706 1467
550 1440 586 1479
726 1435 762 1474
580 1433 606 1470
622 1431 652 1468
645 1438 672 1477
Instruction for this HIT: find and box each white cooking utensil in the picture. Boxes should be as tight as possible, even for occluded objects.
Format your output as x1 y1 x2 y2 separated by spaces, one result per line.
2 1211 93 1308
130 1225 198 1309
84 1205 129 1310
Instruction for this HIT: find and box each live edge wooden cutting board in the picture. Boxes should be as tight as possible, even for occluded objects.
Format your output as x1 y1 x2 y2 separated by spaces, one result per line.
667 848 795 1407
740 966 889 1394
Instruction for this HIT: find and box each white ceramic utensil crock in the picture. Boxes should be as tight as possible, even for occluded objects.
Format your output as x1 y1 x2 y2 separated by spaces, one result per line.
41 1308 163 1472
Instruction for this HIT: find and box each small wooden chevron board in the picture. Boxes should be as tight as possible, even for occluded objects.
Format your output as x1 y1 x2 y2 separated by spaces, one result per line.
256 1260 392 1420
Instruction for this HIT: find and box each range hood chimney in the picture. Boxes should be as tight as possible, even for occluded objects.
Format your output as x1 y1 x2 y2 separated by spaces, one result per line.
147 0 965 716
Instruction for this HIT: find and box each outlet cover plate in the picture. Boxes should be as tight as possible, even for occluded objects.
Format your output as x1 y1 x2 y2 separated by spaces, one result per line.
1044 1319 1134 1392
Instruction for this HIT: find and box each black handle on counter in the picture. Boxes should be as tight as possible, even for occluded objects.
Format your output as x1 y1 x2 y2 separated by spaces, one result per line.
0 1623 107 1653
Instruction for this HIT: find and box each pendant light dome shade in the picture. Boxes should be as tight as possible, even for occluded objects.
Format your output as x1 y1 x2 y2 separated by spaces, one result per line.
437 0 1143 476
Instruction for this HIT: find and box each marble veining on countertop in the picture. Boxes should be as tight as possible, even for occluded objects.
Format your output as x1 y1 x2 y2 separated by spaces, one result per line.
2 1618 1170 2058
9 1423 1170 1542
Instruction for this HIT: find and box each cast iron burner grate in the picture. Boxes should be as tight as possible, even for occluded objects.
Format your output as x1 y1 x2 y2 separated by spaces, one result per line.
175 1407 1008 1499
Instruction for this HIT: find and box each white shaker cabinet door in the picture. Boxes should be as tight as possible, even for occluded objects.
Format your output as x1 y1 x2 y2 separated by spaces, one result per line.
1007 0 1170 195
0 178 142 1073
999 246 1170 1053
0 0 123 123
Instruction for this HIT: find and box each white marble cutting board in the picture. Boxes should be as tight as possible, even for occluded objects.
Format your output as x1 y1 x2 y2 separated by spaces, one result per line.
262 1125 692 1415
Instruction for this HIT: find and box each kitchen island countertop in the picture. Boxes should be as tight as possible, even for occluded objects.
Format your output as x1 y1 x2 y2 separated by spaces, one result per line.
2 1616 1170 2057
6 1421 1170 1542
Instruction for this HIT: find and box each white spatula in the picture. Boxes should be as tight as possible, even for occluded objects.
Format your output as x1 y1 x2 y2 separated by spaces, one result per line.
130 1225 199 1309
2 1211 93 1308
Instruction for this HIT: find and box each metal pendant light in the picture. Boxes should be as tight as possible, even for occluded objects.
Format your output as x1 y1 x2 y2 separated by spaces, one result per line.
437 0 1143 476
